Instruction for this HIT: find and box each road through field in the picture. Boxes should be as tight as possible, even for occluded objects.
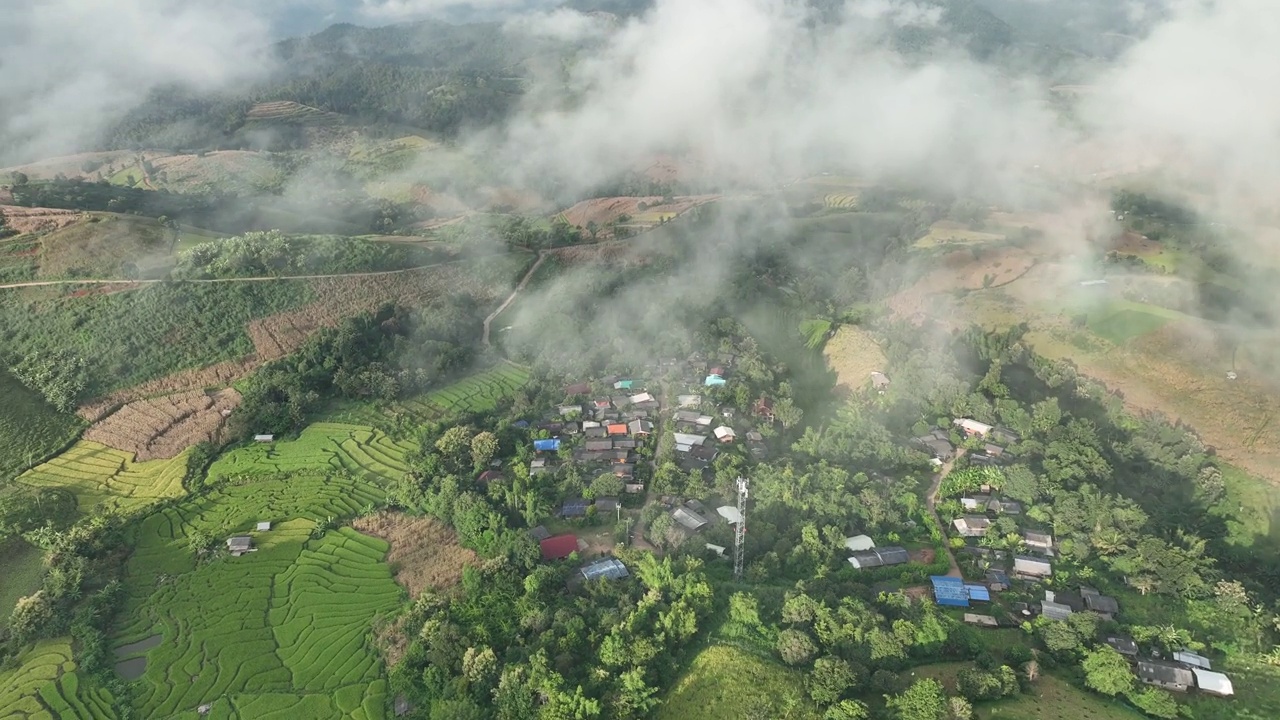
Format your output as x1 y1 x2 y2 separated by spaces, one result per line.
482 250 547 346
0 250 525 291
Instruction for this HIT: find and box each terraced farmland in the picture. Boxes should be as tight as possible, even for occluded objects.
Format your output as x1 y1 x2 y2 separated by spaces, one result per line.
205 423 416 486
15 441 189 514
115 474 391 718
0 638 116 719
823 193 858 209
400 364 530 419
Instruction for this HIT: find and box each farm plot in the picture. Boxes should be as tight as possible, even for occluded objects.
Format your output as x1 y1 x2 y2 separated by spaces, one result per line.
115 474 391 719
0 205 83 234
823 325 889 393
0 368 85 482
352 512 478 597
205 423 416 486
399 364 530 420
823 193 859 209
0 638 116 720
15 441 188 515
84 388 239 460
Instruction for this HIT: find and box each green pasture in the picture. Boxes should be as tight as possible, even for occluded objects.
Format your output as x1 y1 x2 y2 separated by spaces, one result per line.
0 368 85 482
114 473 392 718
205 423 416 486
657 644 820 720
15 441 189 515
0 638 116 719
0 539 46 623
981 673 1143 720
1070 300 1185 345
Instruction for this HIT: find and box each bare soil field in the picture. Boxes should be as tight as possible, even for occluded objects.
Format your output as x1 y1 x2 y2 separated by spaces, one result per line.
557 195 717 237
148 151 281 192
823 326 888 394
887 247 1037 325
352 512 479 597
84 389 240 460
1 151 141 181
0 206 83 235
37 214 170 278
407 185 470 216
79 360 252 422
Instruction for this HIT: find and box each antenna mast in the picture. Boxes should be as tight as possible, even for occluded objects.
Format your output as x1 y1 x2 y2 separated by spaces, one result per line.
734 476 749 581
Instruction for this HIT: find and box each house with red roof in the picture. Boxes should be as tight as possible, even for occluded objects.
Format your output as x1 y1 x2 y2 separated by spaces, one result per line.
540 534 579 561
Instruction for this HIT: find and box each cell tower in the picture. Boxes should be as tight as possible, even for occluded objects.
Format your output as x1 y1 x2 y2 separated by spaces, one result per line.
733 476 749 581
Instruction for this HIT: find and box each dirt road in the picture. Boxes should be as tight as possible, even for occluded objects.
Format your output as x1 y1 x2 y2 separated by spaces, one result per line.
482 251 546 347
926 451 965 578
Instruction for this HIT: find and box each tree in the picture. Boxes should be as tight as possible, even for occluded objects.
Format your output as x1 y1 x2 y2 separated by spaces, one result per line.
809 656 858 704
590 472 624 499
1126 687 1179 719
886 678 948 720
1081 646 1134 696
775 397 804 430
824 699 870 720
948 696 973 720
436 425 474 464
1038 619 1084 657
11 171 28 186
8 591 54 644
729 592 762 630
470 431 499 472
777 628 818 666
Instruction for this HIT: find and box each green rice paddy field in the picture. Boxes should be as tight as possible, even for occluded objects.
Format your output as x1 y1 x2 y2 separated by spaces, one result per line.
327 364 530 430
15 441 189 514
204 423 415 486
0 639 116 719
114 473 396 718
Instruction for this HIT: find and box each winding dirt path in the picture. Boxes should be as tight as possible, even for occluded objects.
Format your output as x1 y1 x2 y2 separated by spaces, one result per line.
482 250 546 346
926 450 965 578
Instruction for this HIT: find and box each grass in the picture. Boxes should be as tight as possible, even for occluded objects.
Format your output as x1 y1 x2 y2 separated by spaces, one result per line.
0 367 85 482
914 221 1008 248
1181 655 1280 720
35 214 173 279
0 638 116 719
0 539 46 624
822 325 888 393
800 318 832 349
1211 463 1280 550
15 441 189 515
205 423 417 486
328 365 532 432
657 644 821 720
114 472 391 718
981 673 1142 720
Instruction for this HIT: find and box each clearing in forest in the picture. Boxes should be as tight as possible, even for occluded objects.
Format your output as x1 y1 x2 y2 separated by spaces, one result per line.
658 644 820 720
114 474 393 718
0 638 116 719
15 441 189 514
352 512 479 597
982 673 1142 719
823 325 888 394
205 422 416 487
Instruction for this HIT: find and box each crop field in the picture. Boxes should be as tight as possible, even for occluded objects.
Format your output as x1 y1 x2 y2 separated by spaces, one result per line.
0 368 85 482
116 473 390 718
914 220 1008 248
246 101 345 125
823 193 859 209
0 539 46 623
1078 300 1183 345
205 423 416 486
823 325 889 394
0 638 116 720
399 364 531 419
658 644 820 720
15 441 188 515
84 388 240 461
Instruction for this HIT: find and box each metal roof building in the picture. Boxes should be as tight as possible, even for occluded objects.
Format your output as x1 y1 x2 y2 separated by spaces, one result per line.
844 535 876 552
847 546 910 569
1192 669 1233 697
581 558 629 581
931 576 969 607
540 534 579 560
534 439 561 451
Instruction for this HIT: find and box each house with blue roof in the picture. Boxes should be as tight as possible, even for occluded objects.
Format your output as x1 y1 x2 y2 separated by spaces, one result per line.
930 576 993 607
704 374 726 387
534 439 561 452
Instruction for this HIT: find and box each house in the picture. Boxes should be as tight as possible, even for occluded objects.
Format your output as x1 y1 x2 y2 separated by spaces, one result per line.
530 458 548 475
1040 600 1074 621
964 613 999 627
718 506 745 524
672 507 708 532
1022 531 1054 551
253 434 274 442
932 576 970 607
713 426 736 443
870 371 891 392
628 419 654 436
983 443 1006 457
529 525 551 542
1081 587 1120 619
562 422 580 435
1192 669 1234 697
614 439 637 450
674 410 703 424
960 495 991 511
704 374 726 386
708 365 726 377
844 535 875 552
1137 660 1195 692
914 430 956 461
534 439 561 452
624 482 645 494
991 427 1021 445
226 536 254 556
988 498 1023 515
672 432 708 447
685 499 709 515
753 397 776 422
1173 651 1212 670
540 534 579 561
746 430 764 443
847 546 910 569
477 470 503 484
612 464 636 478
613 380 634 390
1013 555 1052 579
953 418 994 437
585 439 613 452
1046 589 1084 612
629 392 657 406
966 584 991 602
563 382 591 396
952 516 991 538
705 543 727 557
1106 636 1139 657
558 404 583 417
607 423 628 436
581 558 629 581
256 521 271 532
560 499 590 517
986 569 1011 591
595 497 619 515
585 426 608 439
676 394 701 408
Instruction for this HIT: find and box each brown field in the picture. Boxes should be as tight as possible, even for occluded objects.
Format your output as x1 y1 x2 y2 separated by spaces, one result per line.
84 389 240 460
823 325 888 394
36 214 170 278
79 359 252 422
407 185 470 216
148 151 281 192
1 150 141 181
557 195 718 237
549 239 657 269
352 512 479 597
888 247 1038 325
0 205 84 235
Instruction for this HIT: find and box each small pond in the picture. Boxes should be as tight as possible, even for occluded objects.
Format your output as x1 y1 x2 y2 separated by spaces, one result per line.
114 634 162 680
